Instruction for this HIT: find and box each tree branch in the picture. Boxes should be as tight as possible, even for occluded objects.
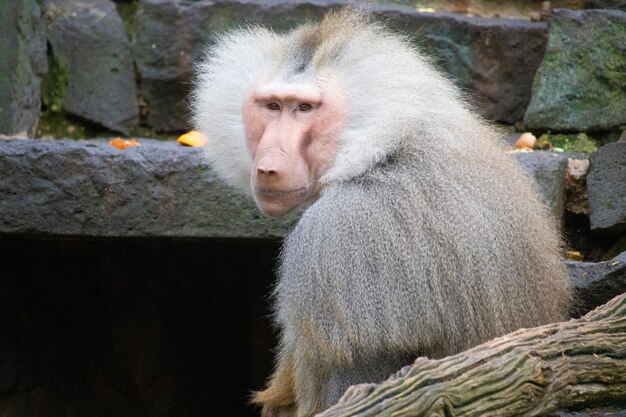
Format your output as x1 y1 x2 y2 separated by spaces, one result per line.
319 292 626 417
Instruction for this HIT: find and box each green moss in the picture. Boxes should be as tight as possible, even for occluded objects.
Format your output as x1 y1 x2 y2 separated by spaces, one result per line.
114 0 139 40
35 111 97 139
534 172 545 182
537 132 600 153
41 49 69 112
35 109 180 140
127 125 179 141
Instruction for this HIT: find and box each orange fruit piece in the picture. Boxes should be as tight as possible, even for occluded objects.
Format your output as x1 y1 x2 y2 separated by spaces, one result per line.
515 132 536 150
109 137 140 150
177 131 207 147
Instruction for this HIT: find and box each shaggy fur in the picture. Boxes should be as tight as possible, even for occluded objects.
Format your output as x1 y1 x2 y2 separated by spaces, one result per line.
192 9 572 417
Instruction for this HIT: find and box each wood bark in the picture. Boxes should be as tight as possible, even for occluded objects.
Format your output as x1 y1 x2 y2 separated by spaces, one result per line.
319 292 626 417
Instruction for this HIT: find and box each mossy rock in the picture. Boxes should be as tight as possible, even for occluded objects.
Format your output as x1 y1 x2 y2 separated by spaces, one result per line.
0 0 46 135
536 133 600 153
43 0 139 134
525 9 626 131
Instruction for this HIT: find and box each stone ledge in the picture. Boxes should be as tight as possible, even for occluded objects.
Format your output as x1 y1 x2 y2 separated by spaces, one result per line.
0 139 575 238
0 138 296 238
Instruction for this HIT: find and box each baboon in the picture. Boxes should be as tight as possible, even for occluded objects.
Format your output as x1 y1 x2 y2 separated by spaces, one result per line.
192 9 572 417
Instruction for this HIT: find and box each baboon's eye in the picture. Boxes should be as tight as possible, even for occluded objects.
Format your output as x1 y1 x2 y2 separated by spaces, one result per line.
266 103 280 111
297 103 312 112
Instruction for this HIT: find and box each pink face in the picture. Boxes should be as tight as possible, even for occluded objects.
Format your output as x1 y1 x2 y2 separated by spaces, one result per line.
243 72 345 217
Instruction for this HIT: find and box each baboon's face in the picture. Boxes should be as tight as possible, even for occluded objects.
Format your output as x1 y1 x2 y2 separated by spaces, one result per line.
243 72 345 216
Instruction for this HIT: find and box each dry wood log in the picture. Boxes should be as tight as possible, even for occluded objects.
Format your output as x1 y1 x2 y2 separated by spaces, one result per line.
319 292 626 417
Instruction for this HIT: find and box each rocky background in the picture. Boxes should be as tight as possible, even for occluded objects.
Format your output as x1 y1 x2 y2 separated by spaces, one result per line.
1 0 626 416
1 0 625 138
2 0 626 261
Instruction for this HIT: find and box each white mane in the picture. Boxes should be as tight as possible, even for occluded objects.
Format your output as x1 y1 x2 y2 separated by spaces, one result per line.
191 11 493 195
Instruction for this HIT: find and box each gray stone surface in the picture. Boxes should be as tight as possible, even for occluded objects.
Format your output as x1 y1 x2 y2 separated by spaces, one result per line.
43 0 139 134
0 140 577 238
0 138 296 238
134 0 331 131
0 0 47 135
567 250 626 315
584 0 626 9
383 10 547 123
587 142 626 233
134 0 547 131
511 151 569 224
524 9 626 131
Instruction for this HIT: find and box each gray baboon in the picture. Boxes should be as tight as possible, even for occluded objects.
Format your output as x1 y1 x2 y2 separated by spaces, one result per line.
192 9 572 417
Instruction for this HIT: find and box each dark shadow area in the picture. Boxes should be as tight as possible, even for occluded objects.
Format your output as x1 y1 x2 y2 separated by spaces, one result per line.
563 211 619 262
0 235 281 417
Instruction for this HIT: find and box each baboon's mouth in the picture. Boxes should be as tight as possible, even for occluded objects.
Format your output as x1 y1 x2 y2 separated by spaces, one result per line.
256 187 309 197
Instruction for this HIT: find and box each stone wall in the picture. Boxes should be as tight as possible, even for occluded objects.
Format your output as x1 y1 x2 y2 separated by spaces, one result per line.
2 0 624 137
1 2 626 416
4 0 625 252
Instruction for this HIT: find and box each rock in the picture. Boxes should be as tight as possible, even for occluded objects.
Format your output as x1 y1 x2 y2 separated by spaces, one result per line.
134 0 547 131
43 0 139 134
567 250 626 314
511 151 569 224
134 0 330 132
584 0 626 10
587 142 626 233
524 9 626 131
564 158 589 215
133 0 190 132
501 133 523 147
0 0 47 135
0 138 296 238
382 11 547 123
